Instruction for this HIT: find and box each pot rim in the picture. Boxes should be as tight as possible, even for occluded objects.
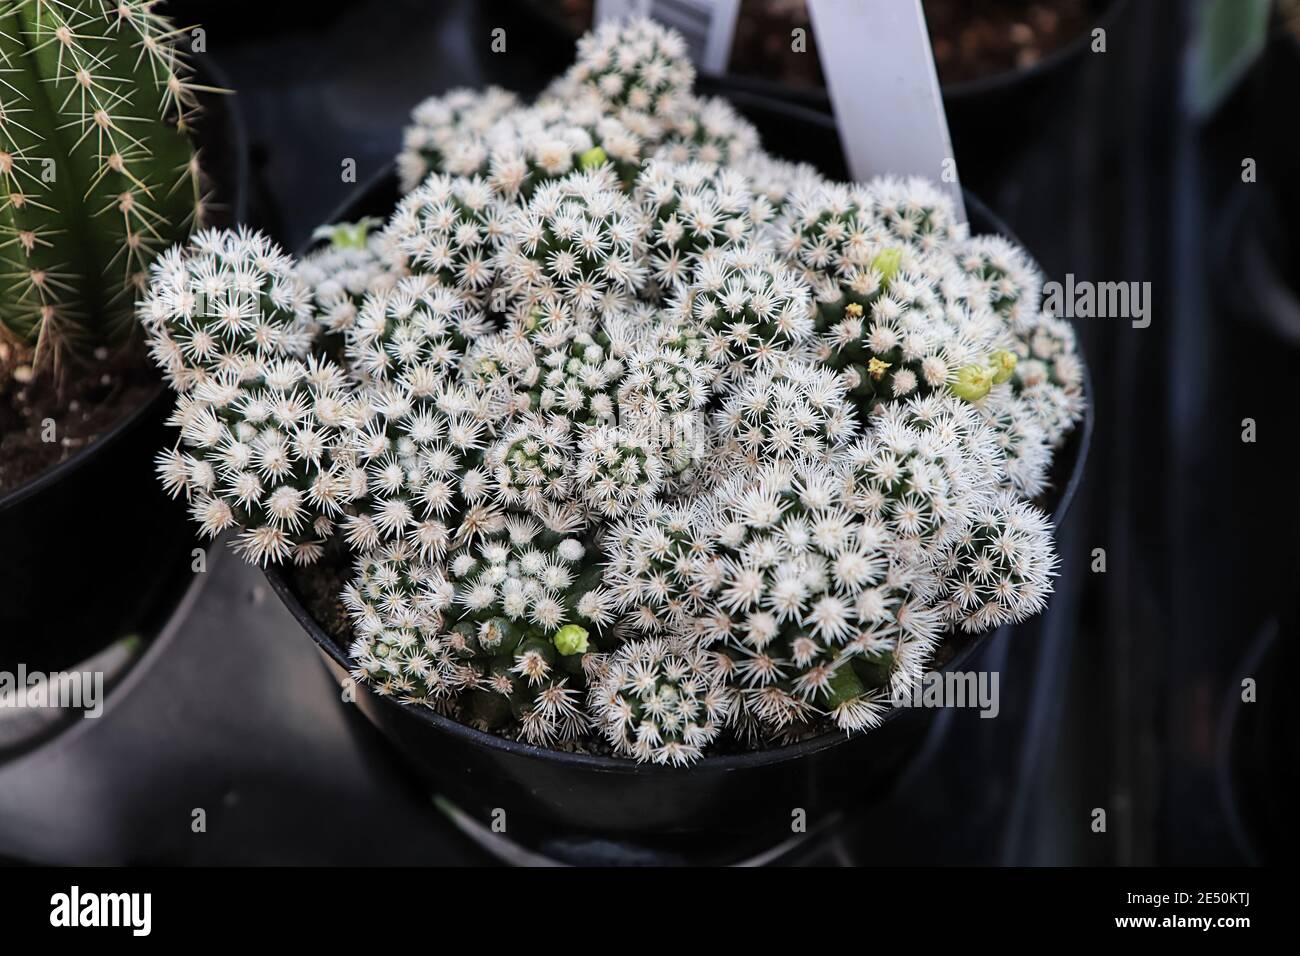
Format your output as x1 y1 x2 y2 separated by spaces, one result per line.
0 54 250 515
264 155 1094 776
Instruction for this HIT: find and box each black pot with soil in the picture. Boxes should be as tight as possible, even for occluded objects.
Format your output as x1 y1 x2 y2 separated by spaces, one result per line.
0 59 248 690
264 104 1093 863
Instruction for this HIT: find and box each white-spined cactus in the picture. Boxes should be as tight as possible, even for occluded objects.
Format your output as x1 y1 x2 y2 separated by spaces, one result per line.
345 276 488 389
616 344 714 474
816 255 1003 408
446 518 611 744
696 461 940 734
565 16 694 136
932 490 1058 634
735 152 824 213
384 173 511 305
656 96 761 167
133 16 1084 765
342 543 471 708
603 498 717 640
495 168 647 323
953 234 1043 327
634 159 772 297
295 221 403 343
397 86 520 193
713 359 857 471
973 383 1053 498
675 244 815 379
1003 311 1086 447
840 400 998 565
525 323 629 426
155 355 358 565
137 228 314 392
338 380 492 561
588 637 732 765
572 425 664 518
488 415 576 520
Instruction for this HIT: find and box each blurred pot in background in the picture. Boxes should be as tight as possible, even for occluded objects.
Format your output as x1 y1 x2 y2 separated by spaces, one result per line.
1263 2 1300 222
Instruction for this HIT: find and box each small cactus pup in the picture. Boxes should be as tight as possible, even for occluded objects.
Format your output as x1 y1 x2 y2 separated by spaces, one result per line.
137 228 315 392
588 637 733 766
140 227 358 566
671 243 816 384
0 0 204 372
397 86 519 194
434 518 616 745
932 490 1059 635
633 159 773 299
563 16 695 138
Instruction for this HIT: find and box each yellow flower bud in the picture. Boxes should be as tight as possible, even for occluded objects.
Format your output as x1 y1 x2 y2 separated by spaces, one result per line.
989 349 1018 385
951 364 994 402
871 247 903 284
579 146 608 169
553 624 590 656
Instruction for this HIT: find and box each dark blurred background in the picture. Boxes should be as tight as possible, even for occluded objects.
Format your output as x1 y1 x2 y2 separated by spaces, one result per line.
1 0 1294 865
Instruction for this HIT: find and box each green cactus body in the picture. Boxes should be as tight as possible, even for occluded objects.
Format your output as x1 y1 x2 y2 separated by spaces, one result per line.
0 0 200 368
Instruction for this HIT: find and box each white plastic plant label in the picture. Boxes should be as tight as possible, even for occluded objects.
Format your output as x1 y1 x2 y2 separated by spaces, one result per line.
594 0 741 75
807 0 966 223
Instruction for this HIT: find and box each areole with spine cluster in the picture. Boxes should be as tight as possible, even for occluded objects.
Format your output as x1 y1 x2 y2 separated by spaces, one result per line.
135 16 1086 769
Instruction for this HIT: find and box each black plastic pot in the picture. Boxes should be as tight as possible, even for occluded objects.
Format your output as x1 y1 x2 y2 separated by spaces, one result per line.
0 59 249 676
265 107 1092 858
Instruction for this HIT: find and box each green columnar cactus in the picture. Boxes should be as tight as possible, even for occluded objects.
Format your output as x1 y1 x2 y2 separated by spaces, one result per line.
0 0 202 369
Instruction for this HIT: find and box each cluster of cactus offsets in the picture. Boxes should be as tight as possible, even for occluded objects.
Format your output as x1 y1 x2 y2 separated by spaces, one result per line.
140 18 1086 764
0 0 203 370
